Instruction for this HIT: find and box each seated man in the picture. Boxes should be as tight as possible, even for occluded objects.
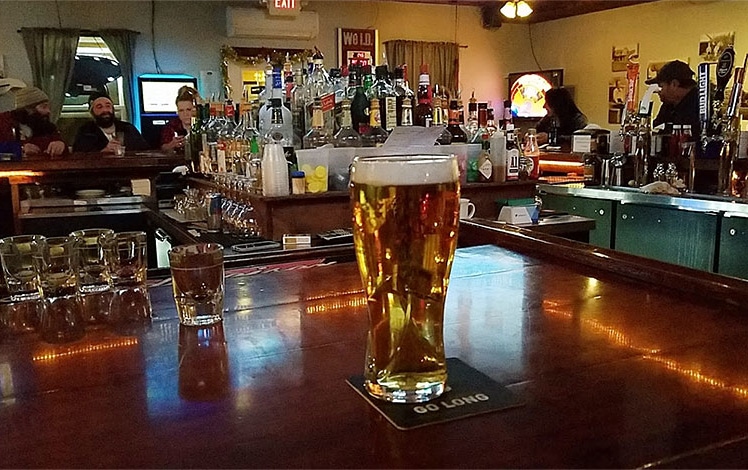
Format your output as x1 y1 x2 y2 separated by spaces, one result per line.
0 86 68 157
72 91 149 153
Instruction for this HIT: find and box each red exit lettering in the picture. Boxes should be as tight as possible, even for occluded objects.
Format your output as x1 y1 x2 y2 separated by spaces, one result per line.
274 0 296 9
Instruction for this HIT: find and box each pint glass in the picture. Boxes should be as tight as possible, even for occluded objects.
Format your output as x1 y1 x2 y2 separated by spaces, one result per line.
350 154 460 403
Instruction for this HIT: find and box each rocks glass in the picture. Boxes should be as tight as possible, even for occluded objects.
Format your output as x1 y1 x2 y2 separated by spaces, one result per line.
103 231 152 330
168 243 224 326
70 228 115 323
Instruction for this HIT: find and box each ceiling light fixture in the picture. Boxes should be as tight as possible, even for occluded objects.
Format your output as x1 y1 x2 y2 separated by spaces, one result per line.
500 1 533 19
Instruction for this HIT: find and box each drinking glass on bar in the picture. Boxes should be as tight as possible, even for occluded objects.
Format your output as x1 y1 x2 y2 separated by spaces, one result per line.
0 234 46 302
70 228 115 324
168 243 224 327
32 236 86 343
350 154 460 403
103 231 152 330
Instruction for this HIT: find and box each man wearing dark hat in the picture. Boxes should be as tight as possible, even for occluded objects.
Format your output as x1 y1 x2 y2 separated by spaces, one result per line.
646 60 700 134
0 86 68 157
72 91 149 153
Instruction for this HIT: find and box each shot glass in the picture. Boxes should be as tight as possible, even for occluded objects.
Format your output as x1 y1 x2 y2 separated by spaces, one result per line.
32 236 86 343
168 243 224 326
103 231 152 330
178 323 230 401
0 234 46 301
70 228 115 323
350 154 460 403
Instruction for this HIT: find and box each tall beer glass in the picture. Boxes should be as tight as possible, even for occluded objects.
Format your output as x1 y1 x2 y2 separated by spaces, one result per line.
350 154 460 403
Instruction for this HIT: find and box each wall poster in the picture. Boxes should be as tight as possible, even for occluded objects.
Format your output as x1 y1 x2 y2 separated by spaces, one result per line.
611 44 639 72
699 31 735 62
336 28 378 69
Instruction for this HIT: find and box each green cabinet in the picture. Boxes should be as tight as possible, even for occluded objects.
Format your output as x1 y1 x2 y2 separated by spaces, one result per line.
615 204 717 271
718 213 748 279
540 194 614 248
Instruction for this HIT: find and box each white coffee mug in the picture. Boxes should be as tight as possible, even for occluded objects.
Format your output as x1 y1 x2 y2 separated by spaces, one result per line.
459 198 476 219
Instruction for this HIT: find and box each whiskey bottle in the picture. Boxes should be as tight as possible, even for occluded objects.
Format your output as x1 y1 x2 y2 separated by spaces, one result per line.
505 124 521 181
393 66 415 127
368 65 397 132
478 134 493 182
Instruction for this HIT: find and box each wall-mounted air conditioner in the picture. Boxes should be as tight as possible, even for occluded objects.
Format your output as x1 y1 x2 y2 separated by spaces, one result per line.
226 6 319 40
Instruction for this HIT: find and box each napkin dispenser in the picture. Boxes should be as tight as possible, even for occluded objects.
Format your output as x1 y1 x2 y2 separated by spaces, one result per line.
572 128 610 154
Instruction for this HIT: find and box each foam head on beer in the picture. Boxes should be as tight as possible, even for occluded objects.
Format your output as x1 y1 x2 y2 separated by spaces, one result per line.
350 154 459 186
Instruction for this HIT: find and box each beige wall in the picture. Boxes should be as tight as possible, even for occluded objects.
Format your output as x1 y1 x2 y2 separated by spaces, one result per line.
0 0 530 123
3 0 745 132
529 0 748 128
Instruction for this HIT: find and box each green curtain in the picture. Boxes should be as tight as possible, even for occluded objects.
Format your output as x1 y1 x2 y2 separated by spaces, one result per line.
384 40 460 98
100 29 139 123
20 27 80 122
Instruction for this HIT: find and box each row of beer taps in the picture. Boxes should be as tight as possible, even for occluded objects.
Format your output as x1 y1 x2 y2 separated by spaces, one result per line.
619 48 748 195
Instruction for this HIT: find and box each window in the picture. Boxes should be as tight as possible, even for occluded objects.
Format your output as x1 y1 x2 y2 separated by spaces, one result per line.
61 36 126 120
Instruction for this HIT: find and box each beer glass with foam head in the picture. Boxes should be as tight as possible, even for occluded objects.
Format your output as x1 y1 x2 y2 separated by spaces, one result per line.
350 154 460 403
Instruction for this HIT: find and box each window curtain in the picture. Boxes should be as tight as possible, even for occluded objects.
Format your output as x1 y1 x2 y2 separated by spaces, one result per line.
100 29 139 122
19 27 80 122
384 40 459 97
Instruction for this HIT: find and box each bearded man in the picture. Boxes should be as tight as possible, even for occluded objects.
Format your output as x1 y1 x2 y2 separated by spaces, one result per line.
72 91 149 153
0 86 68 157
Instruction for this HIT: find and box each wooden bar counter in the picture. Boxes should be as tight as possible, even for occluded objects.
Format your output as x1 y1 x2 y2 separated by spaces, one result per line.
2 225 748 468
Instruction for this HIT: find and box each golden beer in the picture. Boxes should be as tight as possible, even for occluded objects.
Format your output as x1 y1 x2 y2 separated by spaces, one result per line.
350 155 460 403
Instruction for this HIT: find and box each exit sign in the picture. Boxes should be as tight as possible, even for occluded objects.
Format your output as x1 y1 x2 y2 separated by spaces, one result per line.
267 0 300 16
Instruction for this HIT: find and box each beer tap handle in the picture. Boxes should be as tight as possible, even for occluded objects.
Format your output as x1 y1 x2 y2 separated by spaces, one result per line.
715 46 736 103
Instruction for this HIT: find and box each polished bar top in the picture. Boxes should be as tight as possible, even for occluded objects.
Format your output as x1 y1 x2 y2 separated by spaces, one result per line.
0 152 183 173
2 235 748 467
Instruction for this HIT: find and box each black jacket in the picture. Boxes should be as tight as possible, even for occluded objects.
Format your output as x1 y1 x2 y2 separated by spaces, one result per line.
72 120 150 153
652 86 700 135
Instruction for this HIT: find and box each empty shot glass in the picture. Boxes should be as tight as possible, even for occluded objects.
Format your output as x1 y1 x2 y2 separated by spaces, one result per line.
0 234 46 302
70 228 115 323
168 243 224 327
32 236 85 343
103 231 152 330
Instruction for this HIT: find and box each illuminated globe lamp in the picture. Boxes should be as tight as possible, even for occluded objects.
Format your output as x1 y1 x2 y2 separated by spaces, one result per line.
500 1 533 19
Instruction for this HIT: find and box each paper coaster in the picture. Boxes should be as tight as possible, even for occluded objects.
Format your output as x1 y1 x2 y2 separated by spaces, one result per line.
347 357 524 430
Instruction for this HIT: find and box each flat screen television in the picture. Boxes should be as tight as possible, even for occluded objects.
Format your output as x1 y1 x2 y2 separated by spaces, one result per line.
138 74 197 114
507 69 563 119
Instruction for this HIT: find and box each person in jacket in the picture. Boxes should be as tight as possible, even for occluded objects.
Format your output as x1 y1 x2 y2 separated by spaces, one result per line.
0 86 68 157
72 91 149 153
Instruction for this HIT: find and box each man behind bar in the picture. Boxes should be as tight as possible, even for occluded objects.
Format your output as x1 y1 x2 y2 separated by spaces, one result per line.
0 86 68 157
646 60 700 135
72 91 149 153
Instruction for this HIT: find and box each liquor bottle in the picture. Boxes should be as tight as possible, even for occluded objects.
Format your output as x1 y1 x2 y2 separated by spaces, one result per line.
548 117 559 146
188 103 205 173
329 67 345 131
349 68 370 135
393 66 415 127
486 106 498 136
282 54 294 105
291 67 308 140
414 64 433 127
432 89 452 145
305 47 335 135
502 99 513 130
216 99 236 173
247 136 262 193
264 98 294 149
368 65 397 132
470 102 489 144
505 124 521 181
478 134 493 182
490 129 507 183
232 102 260 175
466 91 479 139
303 98 332 149
333 99 362 147
446 100 468 143
202 102 221 173
400 100 414 127
523 128 540 180
362 98 389 147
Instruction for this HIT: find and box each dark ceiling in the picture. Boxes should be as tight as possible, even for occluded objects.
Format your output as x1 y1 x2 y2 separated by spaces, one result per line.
387 0 656 24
